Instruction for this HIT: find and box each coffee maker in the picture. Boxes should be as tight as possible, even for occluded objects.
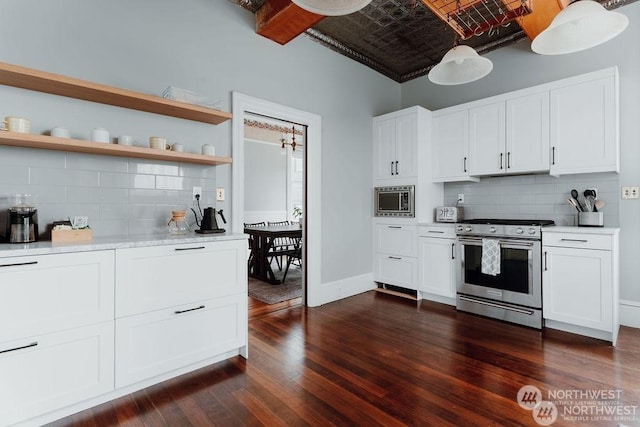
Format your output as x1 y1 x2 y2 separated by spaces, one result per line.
7 194 38 243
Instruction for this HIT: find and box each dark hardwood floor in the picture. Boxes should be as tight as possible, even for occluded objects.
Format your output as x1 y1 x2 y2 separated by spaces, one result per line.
49 292 640 426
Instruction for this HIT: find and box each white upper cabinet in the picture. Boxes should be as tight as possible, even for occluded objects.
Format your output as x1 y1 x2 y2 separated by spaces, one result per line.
468 92 550 176
373 111 418 180
550 72 618 175
432 110 478 182
468 102 506 176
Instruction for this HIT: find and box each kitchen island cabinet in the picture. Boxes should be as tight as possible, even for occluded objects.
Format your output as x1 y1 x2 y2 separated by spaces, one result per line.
542 228 619 345
0 234 247 426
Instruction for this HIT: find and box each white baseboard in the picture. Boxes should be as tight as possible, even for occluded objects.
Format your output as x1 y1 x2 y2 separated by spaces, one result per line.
311 273 375 306
620 299 640 328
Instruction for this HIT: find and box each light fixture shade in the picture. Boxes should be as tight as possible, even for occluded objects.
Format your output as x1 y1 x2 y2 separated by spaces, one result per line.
291 0 371 16
531 0 629 55
428 45 493 85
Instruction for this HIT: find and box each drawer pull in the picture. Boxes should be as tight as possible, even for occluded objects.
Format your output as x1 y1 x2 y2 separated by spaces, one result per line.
388 226 402 229
559 239 588 243
0 341 38 355
174 305 205 315
388 256 402 260
428 231 444 234
0 261 38 268
174 246 205 251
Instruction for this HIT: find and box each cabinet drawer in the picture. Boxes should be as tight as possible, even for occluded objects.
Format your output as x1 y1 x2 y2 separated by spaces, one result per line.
374 253 418 290
374 224 418 257
543 233 612 250
0 250 115 343
116 240 246 317
115 294 247 388
0 321 114 427
418 225 456 239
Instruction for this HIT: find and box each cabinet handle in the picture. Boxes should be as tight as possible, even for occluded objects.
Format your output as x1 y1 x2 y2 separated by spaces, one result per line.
0 261 38 268
507 152 511 169
559 238 588 243
0 341 38 355
428 230 444 234
390 161 394 175
388 226 402 229
552 147 555 165
395 160 399 175
174 246 205 251
174 305 205 314
500 153 503 170
451 243 455 260
463 157 467 173
544 251 548 271
388 256 402 260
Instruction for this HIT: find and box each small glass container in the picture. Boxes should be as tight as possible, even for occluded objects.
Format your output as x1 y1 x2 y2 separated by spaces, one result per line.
168 210 190 235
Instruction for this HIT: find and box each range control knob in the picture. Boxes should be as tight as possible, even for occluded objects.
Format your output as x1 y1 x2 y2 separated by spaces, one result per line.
465 226 473 232
489 226 497 233
528 228 537 235
515 227 524 234
456 225 463 232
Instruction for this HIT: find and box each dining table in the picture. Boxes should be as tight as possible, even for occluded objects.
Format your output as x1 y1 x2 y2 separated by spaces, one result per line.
244 224 302 285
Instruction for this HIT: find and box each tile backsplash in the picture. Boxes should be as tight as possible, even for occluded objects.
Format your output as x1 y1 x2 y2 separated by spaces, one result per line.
0 146 218 240
443 172 620 227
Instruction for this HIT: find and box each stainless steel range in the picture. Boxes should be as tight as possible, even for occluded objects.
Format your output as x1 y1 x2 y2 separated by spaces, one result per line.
455 219 554 329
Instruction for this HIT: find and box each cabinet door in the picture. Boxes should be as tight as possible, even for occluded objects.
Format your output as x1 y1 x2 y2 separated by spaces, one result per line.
373 117 396 179
468 102 506 176
115 294 246 388
394 113 418 179
0 251 114 343
374 253 417 290
375 224 417 257
418 237 456 298
0 321 114 427
549 75 618 175
116 240 246 318
506 92 550 173
542 246 612 332
432 110 472 182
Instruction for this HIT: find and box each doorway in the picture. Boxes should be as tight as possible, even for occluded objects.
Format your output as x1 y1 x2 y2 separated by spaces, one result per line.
231 93 321 308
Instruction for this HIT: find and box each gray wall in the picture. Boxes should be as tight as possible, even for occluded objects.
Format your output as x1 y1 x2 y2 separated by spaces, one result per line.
401 2 640 303
0 0 401 284
244 141 286 212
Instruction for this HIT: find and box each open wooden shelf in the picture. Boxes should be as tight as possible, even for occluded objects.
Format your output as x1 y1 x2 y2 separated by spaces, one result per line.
0 132 232 166
0 62 232 125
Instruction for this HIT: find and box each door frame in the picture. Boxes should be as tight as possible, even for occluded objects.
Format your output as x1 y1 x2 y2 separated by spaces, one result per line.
231 92 322 307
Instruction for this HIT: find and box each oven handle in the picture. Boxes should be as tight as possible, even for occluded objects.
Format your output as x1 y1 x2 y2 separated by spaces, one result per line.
457 237 535 249
458 295 535 315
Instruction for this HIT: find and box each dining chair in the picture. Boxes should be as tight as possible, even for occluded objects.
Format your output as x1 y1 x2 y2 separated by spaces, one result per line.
267 220 291 271
244 222 265 271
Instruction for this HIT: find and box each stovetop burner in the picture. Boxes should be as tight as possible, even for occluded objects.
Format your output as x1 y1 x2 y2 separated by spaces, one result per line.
461 219 555 226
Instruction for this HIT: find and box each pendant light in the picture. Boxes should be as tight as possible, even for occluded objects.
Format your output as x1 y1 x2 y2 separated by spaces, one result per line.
291 0 371 16
531 0 629 55
428 45 493 85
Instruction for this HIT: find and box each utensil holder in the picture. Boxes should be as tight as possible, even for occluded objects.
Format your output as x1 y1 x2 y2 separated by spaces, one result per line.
578 212 603 227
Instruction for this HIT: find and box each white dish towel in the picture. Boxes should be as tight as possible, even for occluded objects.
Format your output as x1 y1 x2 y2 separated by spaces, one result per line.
481 238 501 276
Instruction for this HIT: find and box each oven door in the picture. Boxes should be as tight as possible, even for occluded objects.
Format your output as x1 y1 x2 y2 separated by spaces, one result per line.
457 237 541 308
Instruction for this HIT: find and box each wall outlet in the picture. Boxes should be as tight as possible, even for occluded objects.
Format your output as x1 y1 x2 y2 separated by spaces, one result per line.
216 187 225 202
457 193 464 204
192 186 201 200
622 186 640 199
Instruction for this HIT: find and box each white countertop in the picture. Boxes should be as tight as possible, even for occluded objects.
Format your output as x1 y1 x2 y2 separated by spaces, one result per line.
0 232 247 258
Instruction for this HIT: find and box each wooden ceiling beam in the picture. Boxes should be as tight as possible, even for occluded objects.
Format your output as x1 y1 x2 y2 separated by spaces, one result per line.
516 0 571 41
256 0 325 45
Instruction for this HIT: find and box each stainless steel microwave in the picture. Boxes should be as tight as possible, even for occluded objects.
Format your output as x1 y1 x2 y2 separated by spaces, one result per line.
374 185 415 217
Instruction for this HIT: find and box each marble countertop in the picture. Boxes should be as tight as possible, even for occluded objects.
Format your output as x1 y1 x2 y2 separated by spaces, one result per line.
0 232 247 258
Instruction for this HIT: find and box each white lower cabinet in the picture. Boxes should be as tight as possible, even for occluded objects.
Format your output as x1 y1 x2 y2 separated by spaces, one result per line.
418 225 456 304
542 229 619 345
0 321 114 427
374 224 418 290
116 294 246 388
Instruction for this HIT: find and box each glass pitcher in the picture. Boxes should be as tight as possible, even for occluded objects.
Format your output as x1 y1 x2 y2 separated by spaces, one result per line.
168 210 189 235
